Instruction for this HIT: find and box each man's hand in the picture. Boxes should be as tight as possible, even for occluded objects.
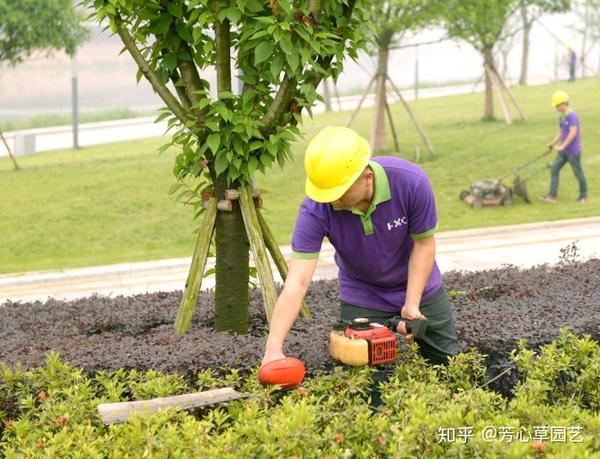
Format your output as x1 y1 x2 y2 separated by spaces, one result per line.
401 304 426 321
396 320 414 341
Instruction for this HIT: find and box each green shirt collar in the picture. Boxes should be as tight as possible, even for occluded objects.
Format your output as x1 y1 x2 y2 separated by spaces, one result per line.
332 160 391 217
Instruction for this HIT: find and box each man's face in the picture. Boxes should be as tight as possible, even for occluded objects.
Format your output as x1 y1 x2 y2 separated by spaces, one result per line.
555 102 568 113
331 171 371 209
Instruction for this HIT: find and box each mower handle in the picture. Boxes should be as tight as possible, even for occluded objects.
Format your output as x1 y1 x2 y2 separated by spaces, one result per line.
497 148 553 181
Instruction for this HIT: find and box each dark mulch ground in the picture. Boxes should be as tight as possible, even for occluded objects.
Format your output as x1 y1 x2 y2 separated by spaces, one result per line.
1 259 599 396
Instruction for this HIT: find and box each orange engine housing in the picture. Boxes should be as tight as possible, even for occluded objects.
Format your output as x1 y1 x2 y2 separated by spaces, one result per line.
341 322 397 365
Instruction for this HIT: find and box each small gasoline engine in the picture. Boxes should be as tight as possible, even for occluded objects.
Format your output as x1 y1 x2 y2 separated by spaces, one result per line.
330 318 397 366
330 317 429 366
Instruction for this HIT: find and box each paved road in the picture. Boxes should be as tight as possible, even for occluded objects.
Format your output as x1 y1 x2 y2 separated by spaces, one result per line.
1 216 598 304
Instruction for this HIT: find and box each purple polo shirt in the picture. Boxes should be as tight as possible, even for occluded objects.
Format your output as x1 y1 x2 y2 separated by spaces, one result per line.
291 156 442 313
560 110 582 155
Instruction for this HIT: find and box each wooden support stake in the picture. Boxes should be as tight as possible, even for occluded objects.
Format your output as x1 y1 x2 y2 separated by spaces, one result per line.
257 209 311 319
489 65 528 121
346 75 376 128
488 67 512 125
174 198 217 334
384 99 400 152
0 130 20 171
386 76 435 156
224 189 240 200
217 199 233 212
238 186 278 321
97 387 251 425
201 188 215 200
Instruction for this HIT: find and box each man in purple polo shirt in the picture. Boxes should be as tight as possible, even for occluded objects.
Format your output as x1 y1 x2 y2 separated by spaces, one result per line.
262 126 459 367
539 91 587 204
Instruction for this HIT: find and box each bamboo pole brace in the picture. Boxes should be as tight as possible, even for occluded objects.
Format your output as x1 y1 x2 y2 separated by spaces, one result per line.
238 186 278 322
0 130 20 170
386 76 435 156
488 65 528 121
488 67 512 125
384 99 400 152
257 209 311 319
346 75 376 127
174 197 217 334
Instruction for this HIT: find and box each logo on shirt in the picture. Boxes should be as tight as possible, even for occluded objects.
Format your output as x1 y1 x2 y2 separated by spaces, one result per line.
386 216 408 231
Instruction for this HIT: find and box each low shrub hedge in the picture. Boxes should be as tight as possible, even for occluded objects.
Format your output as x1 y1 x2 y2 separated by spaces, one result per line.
1 329 599 458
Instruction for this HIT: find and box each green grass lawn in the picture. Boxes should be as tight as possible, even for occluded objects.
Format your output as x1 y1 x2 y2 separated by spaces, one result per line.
1 78 599 274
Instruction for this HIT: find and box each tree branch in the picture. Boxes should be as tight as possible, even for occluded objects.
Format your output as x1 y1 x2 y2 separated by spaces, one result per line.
259 76 297 135
214 2 232 96
115 18 189 124
259 0 357 134
307 0 357 89
177 47 209 122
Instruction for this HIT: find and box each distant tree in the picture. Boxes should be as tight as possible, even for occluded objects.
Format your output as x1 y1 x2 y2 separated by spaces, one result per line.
572 0 600 78
443 0 519 120
517 0 570 85
84 0 366 334
0 0 89 170
365 0 441 152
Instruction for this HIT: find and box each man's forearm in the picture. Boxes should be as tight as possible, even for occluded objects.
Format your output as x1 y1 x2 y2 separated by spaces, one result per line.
264 284 306 353
405 238 435 307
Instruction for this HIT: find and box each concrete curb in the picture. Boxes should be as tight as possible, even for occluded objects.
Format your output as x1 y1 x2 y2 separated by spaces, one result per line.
1 216 598 303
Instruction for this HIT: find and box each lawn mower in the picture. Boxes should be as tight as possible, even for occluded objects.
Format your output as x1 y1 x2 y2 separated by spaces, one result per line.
460 149 553 208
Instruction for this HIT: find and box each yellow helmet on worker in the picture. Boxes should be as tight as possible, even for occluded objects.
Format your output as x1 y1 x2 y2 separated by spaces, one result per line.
551 90 569 107
304 126 371 203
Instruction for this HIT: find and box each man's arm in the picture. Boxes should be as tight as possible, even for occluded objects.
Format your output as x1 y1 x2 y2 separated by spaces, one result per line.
262 257 318 365
558 126 578 151
401 235 435 321
548 130 561 149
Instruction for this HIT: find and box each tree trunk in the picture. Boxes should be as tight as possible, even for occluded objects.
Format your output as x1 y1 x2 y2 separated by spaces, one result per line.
581 2 589 79
371 47 389 152
519 5 531 86
213 176 250 333
483 48 495 120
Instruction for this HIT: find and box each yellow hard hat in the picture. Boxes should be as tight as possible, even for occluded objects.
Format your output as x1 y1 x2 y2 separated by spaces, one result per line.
304 126 371 203
551 90 569 106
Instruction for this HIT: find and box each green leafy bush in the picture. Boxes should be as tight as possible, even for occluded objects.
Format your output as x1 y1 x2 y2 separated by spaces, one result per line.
1 330 599 458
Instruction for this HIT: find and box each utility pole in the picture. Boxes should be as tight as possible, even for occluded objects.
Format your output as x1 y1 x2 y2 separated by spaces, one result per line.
71 56 79 149
414 44 419 100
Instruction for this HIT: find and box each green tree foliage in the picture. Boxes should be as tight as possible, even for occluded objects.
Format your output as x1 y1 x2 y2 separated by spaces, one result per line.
443 0 518 119
83 0 367 332
0 0 89 65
